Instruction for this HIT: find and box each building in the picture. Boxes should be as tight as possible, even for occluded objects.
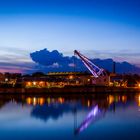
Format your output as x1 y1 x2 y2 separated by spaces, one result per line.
23 72 96 88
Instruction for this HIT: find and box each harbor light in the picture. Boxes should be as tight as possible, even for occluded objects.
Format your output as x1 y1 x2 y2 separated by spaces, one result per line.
69 75 74 80
33 81 37 86
5 78 8 82
27 82 31 86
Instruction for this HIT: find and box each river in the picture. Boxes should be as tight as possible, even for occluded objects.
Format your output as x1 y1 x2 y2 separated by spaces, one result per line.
0 93 140 140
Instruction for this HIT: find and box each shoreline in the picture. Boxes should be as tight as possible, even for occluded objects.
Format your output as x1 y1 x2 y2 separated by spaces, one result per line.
0 86 139 94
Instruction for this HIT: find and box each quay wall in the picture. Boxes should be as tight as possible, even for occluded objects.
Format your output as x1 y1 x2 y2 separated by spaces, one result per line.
0 86 139 94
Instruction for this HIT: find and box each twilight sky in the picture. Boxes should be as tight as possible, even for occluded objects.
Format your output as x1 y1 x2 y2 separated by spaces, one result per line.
0 0 140 73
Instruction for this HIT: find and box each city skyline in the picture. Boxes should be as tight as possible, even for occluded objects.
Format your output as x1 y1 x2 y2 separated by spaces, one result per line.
0 0 140 73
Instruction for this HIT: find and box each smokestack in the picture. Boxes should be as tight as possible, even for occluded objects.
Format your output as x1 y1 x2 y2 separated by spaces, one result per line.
113 61 116 74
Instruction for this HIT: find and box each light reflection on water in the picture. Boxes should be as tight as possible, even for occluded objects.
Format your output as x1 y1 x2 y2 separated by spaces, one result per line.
0 93 140 140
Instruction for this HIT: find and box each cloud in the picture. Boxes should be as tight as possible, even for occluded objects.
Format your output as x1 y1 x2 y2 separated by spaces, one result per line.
0 46 37 73
31 103 74 122
30 49 63 66
0 46 29 56
81 49 140 67
92 59 140 74
30 48 140 74
0 61 37 74
30 48 80 72
68 63 75 67
0 47 140 74
47 62 60 68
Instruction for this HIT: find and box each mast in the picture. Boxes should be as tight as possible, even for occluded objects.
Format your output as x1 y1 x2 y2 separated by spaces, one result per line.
74 50 105 78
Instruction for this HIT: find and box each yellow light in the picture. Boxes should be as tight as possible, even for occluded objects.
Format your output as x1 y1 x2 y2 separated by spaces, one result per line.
69 75 73 79
27 82 31 86
26 97 32 105
87 100 90 107
108 95 114 105
122 95 127 103
47 98 51 104
138 95 140 107
135 94 140 107
39 98 45 106
33 97 37 106
58 97 63 104
5 78 8 82
39 81 44 86
115 95 119 102
33 81 37 86
87 79 90 82
138 84 140 87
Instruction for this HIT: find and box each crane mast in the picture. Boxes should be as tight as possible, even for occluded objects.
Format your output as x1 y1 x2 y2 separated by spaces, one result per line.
74 50 105 78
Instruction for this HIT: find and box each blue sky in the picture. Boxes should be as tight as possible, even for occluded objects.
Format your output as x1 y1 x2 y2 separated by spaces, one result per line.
0 0 140 73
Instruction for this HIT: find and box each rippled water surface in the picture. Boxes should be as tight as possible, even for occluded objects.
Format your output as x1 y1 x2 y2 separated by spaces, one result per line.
0 93 140 140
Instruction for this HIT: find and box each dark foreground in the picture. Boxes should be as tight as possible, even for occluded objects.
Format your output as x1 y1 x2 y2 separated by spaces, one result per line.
0 92 140 140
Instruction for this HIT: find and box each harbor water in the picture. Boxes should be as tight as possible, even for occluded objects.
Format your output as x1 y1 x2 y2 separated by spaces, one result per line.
0 92 140 140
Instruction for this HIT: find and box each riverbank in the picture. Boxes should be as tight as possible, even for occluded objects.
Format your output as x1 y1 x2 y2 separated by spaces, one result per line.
0 85 139 94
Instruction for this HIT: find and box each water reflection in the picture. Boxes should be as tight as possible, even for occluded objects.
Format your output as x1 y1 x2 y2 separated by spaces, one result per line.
135 94 140 106
0 93 140 138
75 105 106 134
31 102 74 121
